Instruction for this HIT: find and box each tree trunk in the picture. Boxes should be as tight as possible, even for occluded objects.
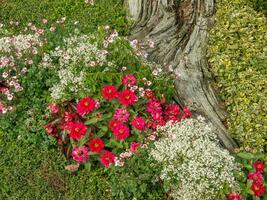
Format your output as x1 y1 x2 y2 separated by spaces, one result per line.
124 0 238 151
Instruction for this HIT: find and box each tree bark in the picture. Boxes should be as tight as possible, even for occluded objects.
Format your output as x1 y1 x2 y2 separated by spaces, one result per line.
124 0 238 150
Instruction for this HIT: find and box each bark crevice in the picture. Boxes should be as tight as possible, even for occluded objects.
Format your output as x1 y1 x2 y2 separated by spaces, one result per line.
124 0 238 150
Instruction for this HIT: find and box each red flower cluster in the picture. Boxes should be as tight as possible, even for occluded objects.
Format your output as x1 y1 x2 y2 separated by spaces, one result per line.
44 73 192 169
109 118 130 140
248 161 266 197
146 100 192 130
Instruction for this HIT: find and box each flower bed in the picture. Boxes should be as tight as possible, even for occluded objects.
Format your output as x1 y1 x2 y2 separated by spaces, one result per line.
0 0 266 199
44 74 192 169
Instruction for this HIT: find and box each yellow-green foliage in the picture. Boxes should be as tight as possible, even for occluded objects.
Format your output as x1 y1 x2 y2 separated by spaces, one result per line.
208 0 267 152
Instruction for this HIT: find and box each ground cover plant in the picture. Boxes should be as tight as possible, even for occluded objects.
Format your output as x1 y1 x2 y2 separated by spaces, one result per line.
0 0 267 199
208 0 267 152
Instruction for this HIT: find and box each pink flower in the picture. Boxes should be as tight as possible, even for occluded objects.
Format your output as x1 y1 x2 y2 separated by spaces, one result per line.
77 97 96 116
253 161 265 173
132 117 146 131
113 124 130 140
102 85 118 100
147 100 162 114
100 151 115 167
248 172 264 184
130 142 140 153
113 108 130 123
122 74 137 87
72 146 89 163
49 103 59 113
118 90 137 106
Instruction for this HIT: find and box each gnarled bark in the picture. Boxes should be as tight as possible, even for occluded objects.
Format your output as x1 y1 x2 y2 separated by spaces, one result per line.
124 0 238 150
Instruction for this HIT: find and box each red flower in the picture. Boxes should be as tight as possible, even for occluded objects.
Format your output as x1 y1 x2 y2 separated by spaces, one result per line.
253 161 265 173
113 124 130 140
132 117 146 131
77 97 96 116
130 142 140 153
118 90 137 106
100 151 115 167
251 182 265 197
248 172 264 184
88 138 104 153
69 122 87 140
183 106 192 118
49 103 59 113
228 192 242 200
102 85 118 100
109 119 123 132
165 115 181 124
121 74 137 87
164 104 180 116
151 119 166 130
147 100 162 114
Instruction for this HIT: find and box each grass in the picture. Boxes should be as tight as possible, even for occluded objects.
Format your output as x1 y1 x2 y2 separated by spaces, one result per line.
0 0 127 199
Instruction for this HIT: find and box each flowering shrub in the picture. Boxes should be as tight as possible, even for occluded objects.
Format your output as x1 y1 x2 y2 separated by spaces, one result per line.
44 74 191 169
150 116 239 200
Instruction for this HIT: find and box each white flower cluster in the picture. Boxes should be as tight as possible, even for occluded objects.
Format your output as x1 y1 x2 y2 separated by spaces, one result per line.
43 33 114 101
0 34 41 55
150 116 239 200
50 69 84 100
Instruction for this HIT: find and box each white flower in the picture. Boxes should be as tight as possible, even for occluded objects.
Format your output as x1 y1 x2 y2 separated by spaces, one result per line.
2 72 8 78
7 94 13 101
152 70 158 76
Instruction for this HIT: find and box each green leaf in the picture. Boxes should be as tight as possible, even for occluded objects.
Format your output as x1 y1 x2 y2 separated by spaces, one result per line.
85 118 98 125
84 162 91 171
237 152 254 160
